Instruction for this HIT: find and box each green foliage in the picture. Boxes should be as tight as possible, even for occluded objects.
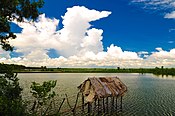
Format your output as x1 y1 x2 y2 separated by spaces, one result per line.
0 0 44 51
153 67 175 76
31 80 57 103
0 63 26 73
41 66 47 71
30 80 57 115
0 67 26 116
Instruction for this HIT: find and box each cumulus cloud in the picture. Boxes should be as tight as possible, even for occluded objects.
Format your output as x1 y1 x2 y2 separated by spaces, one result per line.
1 6 175 68
10 6 111 58
151 48 175 59
146 48 175 67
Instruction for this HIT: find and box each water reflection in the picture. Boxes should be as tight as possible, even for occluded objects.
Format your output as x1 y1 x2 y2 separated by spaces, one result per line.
153 74 175 80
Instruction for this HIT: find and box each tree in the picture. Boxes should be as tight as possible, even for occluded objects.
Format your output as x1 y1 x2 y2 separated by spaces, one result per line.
0 65 26 115
0 0 44 51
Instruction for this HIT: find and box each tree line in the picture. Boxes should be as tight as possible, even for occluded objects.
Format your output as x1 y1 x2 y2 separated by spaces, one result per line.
1 63 175 76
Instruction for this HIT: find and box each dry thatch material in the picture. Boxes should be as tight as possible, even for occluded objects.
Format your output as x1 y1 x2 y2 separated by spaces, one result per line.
78 76 127 102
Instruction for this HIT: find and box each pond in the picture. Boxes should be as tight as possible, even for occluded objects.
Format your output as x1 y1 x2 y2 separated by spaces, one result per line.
18 73 175 115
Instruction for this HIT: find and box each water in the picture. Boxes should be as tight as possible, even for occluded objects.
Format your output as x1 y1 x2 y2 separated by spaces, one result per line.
18 73 175 116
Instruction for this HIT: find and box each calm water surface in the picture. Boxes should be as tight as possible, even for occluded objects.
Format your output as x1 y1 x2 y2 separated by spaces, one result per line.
18 73 175 116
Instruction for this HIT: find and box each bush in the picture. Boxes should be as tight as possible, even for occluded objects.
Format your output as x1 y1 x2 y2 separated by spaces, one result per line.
30 80 57 115
0 67 26 116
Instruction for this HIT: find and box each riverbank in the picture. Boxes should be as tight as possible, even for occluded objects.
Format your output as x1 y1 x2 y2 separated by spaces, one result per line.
1 63 175 76
15 68 175 76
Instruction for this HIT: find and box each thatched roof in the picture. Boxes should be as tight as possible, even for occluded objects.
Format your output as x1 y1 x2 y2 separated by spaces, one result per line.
78 76 127 102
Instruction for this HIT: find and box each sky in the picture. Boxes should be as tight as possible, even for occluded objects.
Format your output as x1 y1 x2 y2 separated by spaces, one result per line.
0 0 175 68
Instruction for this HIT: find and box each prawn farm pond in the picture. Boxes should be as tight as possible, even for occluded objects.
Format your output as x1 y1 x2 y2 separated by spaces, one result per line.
18 73 175 116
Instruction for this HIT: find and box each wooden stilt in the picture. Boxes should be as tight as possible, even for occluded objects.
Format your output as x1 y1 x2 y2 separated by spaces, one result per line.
106 97 109 113
103 98 105 113
72 92 80 115
88 102 91 115
111 97 114 113
93 99 97 115
115 97 118 112
120 96 123 111
82 93 84 112
98 99 100 115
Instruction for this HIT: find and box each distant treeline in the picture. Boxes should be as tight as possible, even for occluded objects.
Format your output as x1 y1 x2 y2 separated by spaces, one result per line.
0 63 175 76
0 63 26 73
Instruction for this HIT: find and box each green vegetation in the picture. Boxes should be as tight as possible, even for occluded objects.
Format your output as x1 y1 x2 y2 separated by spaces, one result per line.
30 80 57 115
0 65 26 115
1 63 175 76
0 64 58 115
153 67 175 76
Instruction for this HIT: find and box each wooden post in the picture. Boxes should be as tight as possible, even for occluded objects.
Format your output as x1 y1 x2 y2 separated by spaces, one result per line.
97 99 100 115
111 97 114 113
73 92 80 115
93 99 97 115
82 93 84 112
120 96 123 111
103 98 105 113
57 98 65 113
88 102 91 115
106 97 109 113
115 97 117 112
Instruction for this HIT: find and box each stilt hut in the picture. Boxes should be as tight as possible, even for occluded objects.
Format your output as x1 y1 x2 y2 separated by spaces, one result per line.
78 76 127 115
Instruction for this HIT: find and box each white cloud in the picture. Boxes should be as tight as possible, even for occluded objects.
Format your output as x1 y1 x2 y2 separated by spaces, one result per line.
138 51 149 58
151 48 175 59
132 0 175 19
164 11 175 18
171 2 175 7
146 48 175 67
106 44 139 59
155 47 163 52
0 48 10 59
0 6 175 68
10 6 111 58
132 0 174 6
58 6 111 57
1 48 175 68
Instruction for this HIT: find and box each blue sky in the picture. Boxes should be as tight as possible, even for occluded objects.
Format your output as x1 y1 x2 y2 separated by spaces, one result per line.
41 0 175 52
1 0 175 68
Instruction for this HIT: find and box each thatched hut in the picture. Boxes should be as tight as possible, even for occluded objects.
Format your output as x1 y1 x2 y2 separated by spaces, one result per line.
78 76 127 114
